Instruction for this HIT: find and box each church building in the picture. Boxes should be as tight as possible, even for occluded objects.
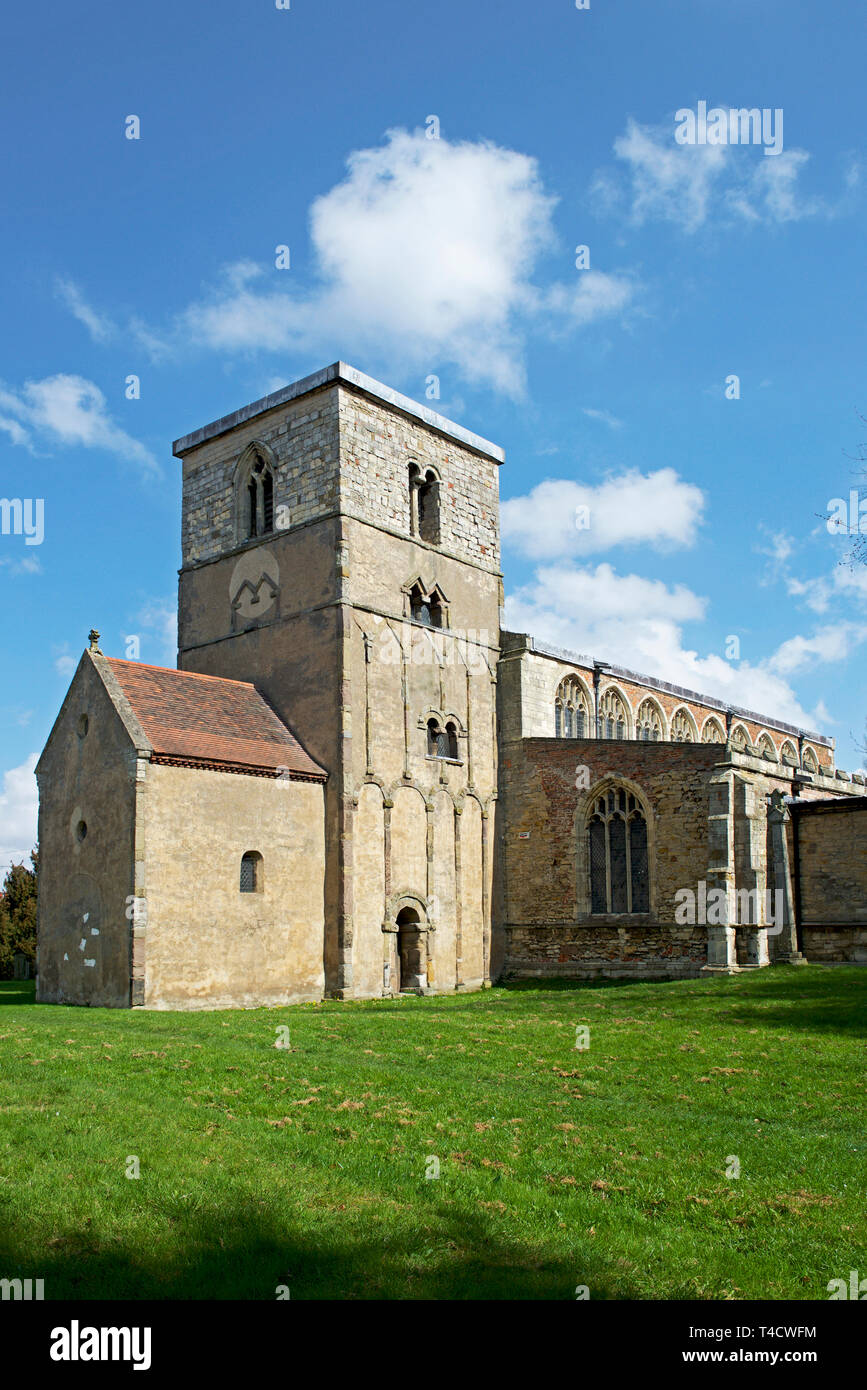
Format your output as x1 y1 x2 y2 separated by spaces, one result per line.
35 363 867 1008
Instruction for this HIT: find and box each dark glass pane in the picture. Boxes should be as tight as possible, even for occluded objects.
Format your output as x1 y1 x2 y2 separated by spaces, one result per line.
247 480 258 538
589 818 607 914
240 855 255 893
609 815 628 913
555 704 562 737
436 729 449 758
427 721 438 755
616 719 624 740
607 717 614 739
630 815 649 912
576 710 585 737
447 726 459 760
564 707 572 737
263 473 274 532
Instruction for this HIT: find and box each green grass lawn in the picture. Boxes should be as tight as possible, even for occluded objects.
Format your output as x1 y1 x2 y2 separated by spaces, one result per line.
0 966 864 1300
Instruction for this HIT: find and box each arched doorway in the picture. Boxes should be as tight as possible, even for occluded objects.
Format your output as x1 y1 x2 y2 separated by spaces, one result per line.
395 906 426 993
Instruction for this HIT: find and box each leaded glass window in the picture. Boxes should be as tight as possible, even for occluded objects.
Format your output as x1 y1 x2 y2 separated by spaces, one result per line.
587 790 649 914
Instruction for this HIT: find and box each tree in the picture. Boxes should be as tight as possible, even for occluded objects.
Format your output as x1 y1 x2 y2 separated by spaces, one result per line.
0 848 38 979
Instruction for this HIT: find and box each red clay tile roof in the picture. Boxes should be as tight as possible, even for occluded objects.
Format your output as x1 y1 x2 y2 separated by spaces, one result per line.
104 659 326 780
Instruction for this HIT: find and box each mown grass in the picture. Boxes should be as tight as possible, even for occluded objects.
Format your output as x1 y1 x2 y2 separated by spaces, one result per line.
0 966 864 1300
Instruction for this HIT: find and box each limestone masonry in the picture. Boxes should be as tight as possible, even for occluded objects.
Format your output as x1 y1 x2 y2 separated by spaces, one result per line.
35 363 867 1007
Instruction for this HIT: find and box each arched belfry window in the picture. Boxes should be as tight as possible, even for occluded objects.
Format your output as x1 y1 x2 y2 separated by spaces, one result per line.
240 851 263 893
409 463 441 544
238 444 276 542
588 788 649 915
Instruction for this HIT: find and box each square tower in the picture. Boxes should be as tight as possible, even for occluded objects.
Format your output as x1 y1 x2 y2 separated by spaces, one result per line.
173 363 504 998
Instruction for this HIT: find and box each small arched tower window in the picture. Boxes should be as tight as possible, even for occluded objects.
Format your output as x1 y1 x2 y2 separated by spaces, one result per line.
240 851 263 893
427 717 450 759
446 721 459 760
409 463 441 544
239 445 276 542
588 787 649 915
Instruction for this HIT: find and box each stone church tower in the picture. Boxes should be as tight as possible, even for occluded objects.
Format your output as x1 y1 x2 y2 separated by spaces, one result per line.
174 363 503 999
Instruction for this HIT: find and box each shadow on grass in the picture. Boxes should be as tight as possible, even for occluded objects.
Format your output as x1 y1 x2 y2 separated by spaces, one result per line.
0 981 35 1006
0 1201 629 1301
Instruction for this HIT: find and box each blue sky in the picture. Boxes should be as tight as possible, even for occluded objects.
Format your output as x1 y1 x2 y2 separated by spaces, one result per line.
1 0 865 865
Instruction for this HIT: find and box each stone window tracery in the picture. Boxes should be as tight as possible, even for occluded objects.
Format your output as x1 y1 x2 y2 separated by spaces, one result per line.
588 787 649 914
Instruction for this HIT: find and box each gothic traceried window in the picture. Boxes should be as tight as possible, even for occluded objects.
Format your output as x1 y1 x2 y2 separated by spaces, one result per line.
670 709 697 743
636 699 663 742
803 746 819 773
242 449 275 541
702 717 725 744
588 788 649 914
555 675 591 740
598 688 628 740
757 733 777 761
780 740 798 767
731 725 750 752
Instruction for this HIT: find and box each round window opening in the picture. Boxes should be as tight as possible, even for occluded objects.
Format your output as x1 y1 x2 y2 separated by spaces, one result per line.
77 714 89 738
76 820 88 842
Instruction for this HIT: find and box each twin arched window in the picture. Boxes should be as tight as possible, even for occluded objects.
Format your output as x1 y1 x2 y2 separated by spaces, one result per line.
427 717 459 760
588 788 649 914
410 582 444 628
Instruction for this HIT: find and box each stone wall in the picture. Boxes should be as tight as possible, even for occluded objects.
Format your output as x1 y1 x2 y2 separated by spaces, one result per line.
36 656 137 1008
181 386 341 568
794 799 867 964
141 765 326 1009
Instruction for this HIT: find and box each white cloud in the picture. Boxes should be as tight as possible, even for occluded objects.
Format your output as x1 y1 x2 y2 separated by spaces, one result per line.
0 374 157 476
0 754 38 871
129 597 177 663
55 278 114 343
767 623 867 676
500 469 705 560
582 407 624 431
0 556 41 577
180 128 638 395
504 562 826 729
53 644 76 677
593 117 839 233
